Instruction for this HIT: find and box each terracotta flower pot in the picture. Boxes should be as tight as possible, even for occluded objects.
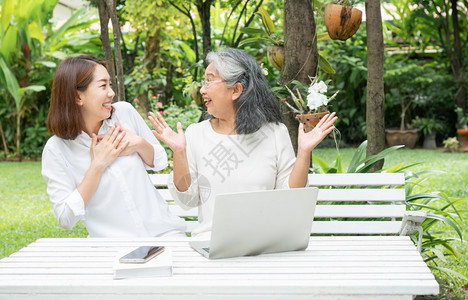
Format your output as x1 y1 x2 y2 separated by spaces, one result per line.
296 112 329 133
457 128 468 151
324 4 362 41
385 128 419 149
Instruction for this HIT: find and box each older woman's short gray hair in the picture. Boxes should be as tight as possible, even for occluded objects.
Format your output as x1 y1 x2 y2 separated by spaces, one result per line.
206 48 282 134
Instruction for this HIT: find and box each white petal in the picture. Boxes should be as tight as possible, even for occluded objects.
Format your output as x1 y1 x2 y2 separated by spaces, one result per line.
307 92 327 110
309 81 328 94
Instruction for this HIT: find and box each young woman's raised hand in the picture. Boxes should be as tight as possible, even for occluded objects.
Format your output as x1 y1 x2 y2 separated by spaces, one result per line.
90 126 129 169
149 112 186 153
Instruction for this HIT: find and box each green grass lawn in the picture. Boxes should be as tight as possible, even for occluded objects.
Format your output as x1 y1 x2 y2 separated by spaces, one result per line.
0 162 87 258
1 148 467 297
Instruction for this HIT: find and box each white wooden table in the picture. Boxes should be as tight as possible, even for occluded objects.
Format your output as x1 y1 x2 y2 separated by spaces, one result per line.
0 236 439 299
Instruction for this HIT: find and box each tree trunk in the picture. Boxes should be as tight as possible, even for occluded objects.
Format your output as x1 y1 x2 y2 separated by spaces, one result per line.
106 0 125 101
197 0 212 65
15 113 21 160
281 0 318 154
365 0 386 171
0 120 9 156
135 26 162 115
168 1 200 80
96 0 116 92
450 0 467 118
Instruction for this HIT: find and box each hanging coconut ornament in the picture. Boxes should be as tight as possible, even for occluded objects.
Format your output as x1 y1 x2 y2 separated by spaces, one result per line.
267 45 284 71
191 85 203 107
324 4 362 41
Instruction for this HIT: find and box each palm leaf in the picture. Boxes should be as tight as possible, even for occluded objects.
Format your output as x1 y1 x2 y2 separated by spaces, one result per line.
347 140 367 173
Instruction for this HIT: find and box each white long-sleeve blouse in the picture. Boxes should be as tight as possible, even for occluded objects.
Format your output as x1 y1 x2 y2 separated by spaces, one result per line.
42 102 186 237
168 120 296 237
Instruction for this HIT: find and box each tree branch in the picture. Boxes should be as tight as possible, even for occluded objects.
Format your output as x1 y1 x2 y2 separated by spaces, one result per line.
233 0 264 47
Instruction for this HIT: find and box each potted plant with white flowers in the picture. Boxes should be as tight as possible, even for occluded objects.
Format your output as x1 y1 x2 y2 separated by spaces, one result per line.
274 77 339 132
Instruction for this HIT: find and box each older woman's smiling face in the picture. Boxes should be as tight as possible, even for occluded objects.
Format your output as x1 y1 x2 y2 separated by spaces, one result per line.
200 63 237 120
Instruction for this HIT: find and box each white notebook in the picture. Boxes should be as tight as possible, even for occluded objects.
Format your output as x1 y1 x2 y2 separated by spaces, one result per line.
113 247 172 279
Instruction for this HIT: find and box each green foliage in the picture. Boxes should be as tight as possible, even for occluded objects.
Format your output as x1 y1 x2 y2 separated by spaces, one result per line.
239 6 284 47
22 106 50 158
455 107 468 129
384 60 456 133
147 102 202 173
319 27 367 144
442 137 459 152
312 141 406 174
383 0 467 138
0 1 102 159
160 103 202 133
411 116 444 136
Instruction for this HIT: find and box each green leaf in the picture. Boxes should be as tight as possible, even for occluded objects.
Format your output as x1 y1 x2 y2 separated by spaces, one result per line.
0 55 20 102
46 51 68 60
386 163 405 173
1 0 15 30
356 145 405 173
430 266 468 282
426 213 463 240
257 7 274 35
347 141 367 173
312 154 332 173
28 21 44 43
19 85 46 93
317 32 330 41
1 25 18 61
179 41 196 64
47 7 86 47
239 27 264 35
334 152 343 173
319 52 336 74
239 37 272 47
36 61 56 68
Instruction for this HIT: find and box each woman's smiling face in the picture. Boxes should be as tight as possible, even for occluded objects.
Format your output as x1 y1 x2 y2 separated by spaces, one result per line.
200 63 238 120
77 64 115 126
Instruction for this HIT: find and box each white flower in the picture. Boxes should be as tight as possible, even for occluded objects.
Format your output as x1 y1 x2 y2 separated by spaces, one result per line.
308 80 328 94
307 80 330 111
307 91 328 111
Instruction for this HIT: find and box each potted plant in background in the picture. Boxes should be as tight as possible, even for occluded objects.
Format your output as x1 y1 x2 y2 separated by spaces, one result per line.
240 7 335 74
411 116 443 149
455 107 468 151
274 77 339 132
384 62 429 149
239 7 284 71
324 0 363 41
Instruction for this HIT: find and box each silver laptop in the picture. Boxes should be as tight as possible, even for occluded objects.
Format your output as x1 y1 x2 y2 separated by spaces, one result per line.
189 188 318 259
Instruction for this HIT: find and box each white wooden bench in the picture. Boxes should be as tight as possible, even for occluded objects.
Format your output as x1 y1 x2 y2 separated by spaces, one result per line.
150 172 427 251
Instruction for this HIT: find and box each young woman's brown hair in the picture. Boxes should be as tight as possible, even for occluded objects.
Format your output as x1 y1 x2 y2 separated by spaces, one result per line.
47 55 108 139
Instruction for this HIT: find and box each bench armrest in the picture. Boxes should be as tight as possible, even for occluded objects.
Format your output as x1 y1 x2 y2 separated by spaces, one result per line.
399 210 427 252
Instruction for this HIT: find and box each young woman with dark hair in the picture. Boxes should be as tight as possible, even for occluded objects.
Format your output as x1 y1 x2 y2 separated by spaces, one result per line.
42 55 185 237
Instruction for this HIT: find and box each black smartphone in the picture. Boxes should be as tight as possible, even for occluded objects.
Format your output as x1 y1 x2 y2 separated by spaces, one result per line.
119 246 165 263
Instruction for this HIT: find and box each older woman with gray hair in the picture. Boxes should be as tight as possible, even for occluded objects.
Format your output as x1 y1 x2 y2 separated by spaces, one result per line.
149 48 337 237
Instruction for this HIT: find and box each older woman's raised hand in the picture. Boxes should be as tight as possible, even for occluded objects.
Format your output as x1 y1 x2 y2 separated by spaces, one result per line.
149 112 186 153
297 112 338 153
